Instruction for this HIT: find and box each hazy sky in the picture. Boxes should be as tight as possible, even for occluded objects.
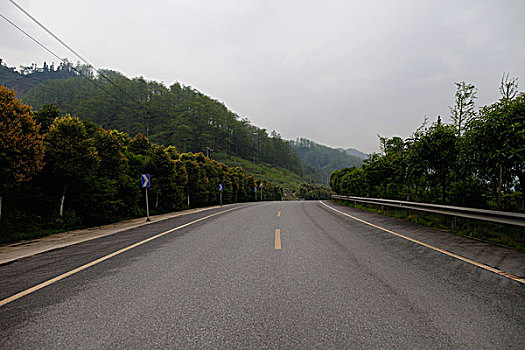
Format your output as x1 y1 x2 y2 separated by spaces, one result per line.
1 0 524 153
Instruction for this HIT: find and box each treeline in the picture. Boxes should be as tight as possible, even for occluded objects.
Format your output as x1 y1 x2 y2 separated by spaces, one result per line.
0 86 281 241
289 138 362 185
296 183 332 200
0 58 80 95
0 61 302 175
331 77 525 213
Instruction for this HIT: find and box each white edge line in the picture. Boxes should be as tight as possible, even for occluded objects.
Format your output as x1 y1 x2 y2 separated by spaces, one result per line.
0 205 243 307
0 204 238 266
320 201 525 285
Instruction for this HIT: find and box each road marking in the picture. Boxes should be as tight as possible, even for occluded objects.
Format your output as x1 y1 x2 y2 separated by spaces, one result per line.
277 211 281 217
320 201 525 285
0 206 243 308
275 229 281 250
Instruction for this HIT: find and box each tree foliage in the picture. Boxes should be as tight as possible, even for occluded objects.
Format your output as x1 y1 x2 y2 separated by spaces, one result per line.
13 69 302 175
331 77 524 213
0 86 45 186
0 107 282 239
297 183 332 200
450 81 477 136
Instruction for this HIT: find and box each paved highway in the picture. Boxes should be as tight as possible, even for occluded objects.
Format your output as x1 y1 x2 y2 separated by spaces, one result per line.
1 201 524 349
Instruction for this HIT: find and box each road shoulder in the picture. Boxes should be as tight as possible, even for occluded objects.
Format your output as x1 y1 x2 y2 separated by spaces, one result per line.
321 200 525 280
0 205 230 266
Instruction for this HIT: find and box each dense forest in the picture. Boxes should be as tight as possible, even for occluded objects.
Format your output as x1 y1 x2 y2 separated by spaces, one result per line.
0 86 282 242
330 77 525 213
0 60 367 185
0 58 80 94
1 61 302 173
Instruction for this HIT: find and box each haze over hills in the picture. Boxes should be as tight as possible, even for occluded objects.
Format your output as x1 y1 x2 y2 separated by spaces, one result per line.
337 147 369 160
290 139 362 185
0 59 365 186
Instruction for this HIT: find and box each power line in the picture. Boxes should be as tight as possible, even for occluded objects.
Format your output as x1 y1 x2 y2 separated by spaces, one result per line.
0 12 124 105
9 0 147 112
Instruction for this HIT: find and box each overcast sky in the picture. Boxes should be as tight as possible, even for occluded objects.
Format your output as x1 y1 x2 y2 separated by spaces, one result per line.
1 0 524 153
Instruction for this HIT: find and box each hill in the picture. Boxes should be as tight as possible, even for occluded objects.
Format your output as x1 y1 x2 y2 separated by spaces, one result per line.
1 59 366 188
0 58 79 94
290 138 363 185
340 147 368 159
0 60 302 175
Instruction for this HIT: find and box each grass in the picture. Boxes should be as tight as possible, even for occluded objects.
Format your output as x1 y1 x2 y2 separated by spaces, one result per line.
333 199 525 253
213 153 304 190
0 228 66 245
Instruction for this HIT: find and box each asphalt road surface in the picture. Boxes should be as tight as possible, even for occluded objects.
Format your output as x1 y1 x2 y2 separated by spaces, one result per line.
1 201 524 349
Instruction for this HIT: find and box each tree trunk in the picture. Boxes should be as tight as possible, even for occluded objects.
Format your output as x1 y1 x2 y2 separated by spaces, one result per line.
59 184 68 217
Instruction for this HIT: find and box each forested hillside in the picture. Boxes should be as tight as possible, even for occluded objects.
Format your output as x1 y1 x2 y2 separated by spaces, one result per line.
0 60 369 186
0 58 79 95
290 138 362 185
0 60 302 175
0 86 282 243
331 77 525 213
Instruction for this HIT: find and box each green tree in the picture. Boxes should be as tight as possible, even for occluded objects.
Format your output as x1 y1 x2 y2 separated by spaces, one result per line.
34 103 61 134
450 81 477 136
0 86 45 220
411 118 458 203
44 116 98 216
466 93 525 212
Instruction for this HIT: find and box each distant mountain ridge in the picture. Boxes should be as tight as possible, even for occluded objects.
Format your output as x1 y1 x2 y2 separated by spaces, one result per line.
337 147 369 159
290 138 363 185
1 58 367 187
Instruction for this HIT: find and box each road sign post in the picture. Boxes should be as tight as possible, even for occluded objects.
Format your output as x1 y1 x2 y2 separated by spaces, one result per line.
219 183 223 206
254 187 257 201
141 174 151 221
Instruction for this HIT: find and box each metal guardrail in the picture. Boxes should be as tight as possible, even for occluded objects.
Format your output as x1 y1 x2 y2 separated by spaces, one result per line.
331 195 525 227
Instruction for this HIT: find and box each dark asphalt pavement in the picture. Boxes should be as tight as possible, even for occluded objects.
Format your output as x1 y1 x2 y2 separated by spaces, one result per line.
1 201 524 349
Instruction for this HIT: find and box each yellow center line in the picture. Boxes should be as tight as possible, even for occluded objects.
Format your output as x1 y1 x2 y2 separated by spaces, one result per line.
0 206 244 308
277 211 281 217
320 201 525 284
275 229 281 250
